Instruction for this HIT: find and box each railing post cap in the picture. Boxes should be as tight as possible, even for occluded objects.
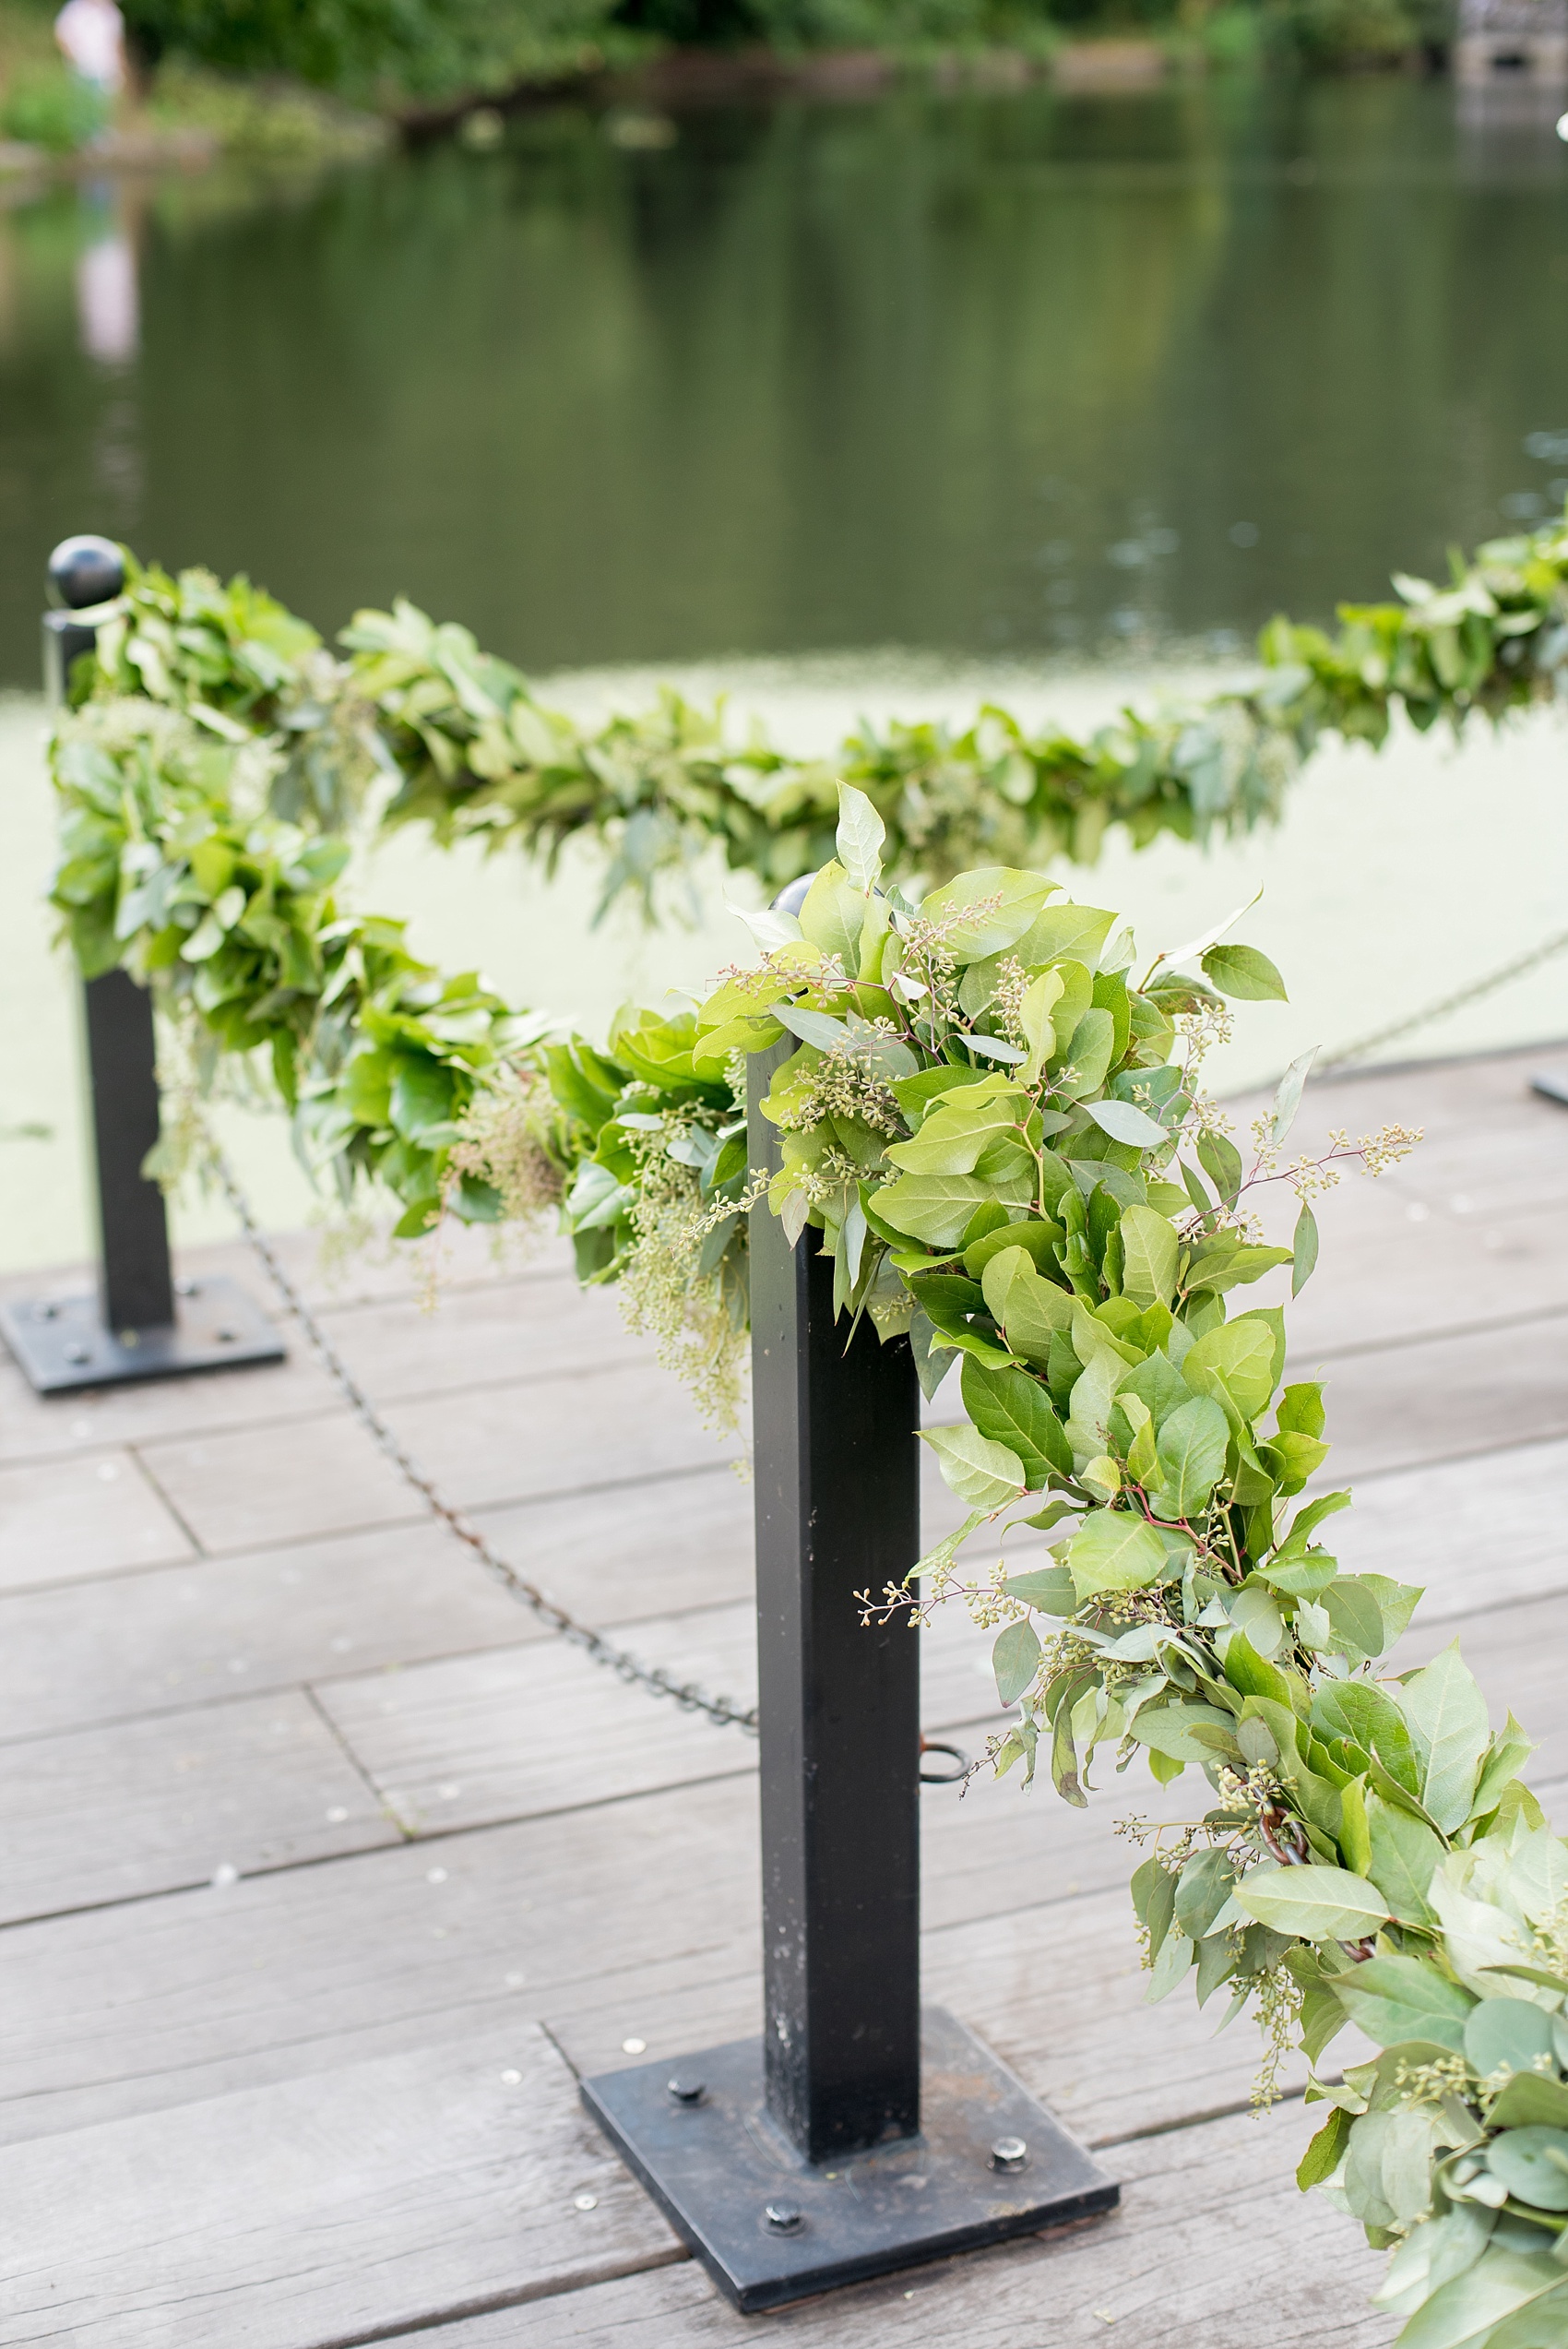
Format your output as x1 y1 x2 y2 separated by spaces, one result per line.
47 535 125 612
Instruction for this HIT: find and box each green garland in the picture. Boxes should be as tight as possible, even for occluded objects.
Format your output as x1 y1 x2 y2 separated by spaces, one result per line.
662 789 1552 2349
50 694 544 1235
62 507 1568 934
44 563 1568 2337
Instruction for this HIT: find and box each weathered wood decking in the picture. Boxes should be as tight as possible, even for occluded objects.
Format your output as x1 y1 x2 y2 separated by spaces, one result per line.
3 1044 1567 2346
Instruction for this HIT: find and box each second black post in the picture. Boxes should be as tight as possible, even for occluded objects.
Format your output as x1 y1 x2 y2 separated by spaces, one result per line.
748 1047 921 2162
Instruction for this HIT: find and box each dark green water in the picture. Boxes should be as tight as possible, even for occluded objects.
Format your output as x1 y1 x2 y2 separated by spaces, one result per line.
2 74 1567 684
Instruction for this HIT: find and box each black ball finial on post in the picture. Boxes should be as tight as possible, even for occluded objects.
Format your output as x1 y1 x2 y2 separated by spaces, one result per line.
0 542 286 1396
42 536 125 710
46 534 125 612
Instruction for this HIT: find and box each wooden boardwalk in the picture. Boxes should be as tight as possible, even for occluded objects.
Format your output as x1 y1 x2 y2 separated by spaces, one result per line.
3 1043 1567 2347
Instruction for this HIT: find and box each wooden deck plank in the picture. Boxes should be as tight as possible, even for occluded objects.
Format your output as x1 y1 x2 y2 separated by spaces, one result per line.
317 1275 655 1401
381 1365 739 1509
0 1768 1195 2148
1339 1435 1568 1623
135 1410 424 1554
0 1691 401 1926
0 1775 760 2147
1290 1311 1568 1483
310 1600 1002 1838
0 1448 196 1591
0 1346 322 1471
414 2101 1389 2349
0 2021 682 2349
0 1523 541 1745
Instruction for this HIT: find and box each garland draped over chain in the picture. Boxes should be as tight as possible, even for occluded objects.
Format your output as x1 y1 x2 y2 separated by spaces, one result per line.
46 508 1568 1238
40 519 1568 2341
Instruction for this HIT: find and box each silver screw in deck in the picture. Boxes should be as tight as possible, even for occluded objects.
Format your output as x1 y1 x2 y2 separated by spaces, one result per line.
990 2136 1028 2173
765 2202 804 2233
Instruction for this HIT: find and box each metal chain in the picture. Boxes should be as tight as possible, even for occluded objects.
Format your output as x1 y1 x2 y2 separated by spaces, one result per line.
1314 923 1568 1078
205 1143 759 1737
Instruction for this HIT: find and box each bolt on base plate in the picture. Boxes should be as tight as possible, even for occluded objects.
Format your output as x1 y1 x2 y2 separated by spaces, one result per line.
580 2005 1117 2313
0 1277 285 1394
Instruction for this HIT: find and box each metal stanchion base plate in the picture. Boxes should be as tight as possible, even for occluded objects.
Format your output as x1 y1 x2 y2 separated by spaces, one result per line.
1531 1072 1568 1110
0 1277 285 1394
580 2005 1117 2313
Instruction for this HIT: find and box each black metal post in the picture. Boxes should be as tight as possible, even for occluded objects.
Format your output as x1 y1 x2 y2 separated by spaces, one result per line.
581 1055 1116 2311
0 538 284 1395
82 967 176 1335
749 1056 921 2161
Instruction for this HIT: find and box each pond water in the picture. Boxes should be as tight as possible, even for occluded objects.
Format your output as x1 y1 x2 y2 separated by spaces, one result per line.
2 72 1567 682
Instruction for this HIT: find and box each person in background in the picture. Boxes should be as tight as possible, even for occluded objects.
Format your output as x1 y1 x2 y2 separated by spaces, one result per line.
53 0 126 98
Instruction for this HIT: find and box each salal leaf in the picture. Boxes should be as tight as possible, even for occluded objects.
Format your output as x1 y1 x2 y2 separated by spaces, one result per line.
1085 1097 1168 1148
980 1246 1074 1366
1019 969 1065 1083
1201 942 1289 1002
875 1172 998 1248
1366 1793 1446 1926
1151 1394 1229 1518
798 861 869 967
960 1356 1071 1487
917 868 1057 960
1297 2105 1354 2191
775 1004 849 1053
1173 1847 1237 1939
1131 1701 1241 1764
1233 1862 1389 1942
1004 1562 1078 1614
920 1425 1027 1509
1183 1316 1278 1424
835 781 885 892
1228 1581 1285 1658
1119 1204 1180 1308
1291 1200 1319 1296
1403 1644 1492 1835
1331 1953 1472 2052
992 1617 1041 1707
1387 2248 1568 2349
1472 1712 1538 1822
1067 1508 1170 1601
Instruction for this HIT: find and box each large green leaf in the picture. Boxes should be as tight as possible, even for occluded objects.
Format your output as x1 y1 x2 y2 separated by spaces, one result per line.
992 1618 1041 1707
1183 1316 1278 1424
1152 1395 1229 1518
918 868 1058 960
875 1171 998 1247
960 1357 1071 1486
920 1425 1027 1509
1232 1862 1388 1942
797 861 868 967
1201 942 1288 1001
1085 1098 1168 1149
885 1090 1021 1174
981 1247 1075 1366
1404 1644 1492 1834
835 782 885 892
1130 1700 1241 1763
1490 2074 1568 2131
1331 1953 1472 2051
1366 1793 1446 1926
1392 2251 1568 2349
1119 1204 1180 1308
1068 1508 1170 1600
